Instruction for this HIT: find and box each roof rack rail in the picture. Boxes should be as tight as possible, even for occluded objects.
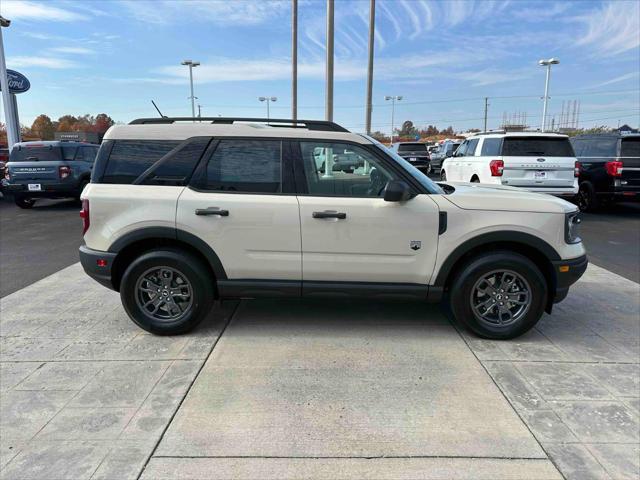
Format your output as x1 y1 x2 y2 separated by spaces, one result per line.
128 117 350 133
470 129 507 136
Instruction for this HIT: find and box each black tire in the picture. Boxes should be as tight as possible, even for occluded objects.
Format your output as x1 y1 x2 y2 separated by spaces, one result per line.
440 170 447 181
449 251 547 340
14 195 35 209
576 181 599 212
120 248 215 335
471 176 480 183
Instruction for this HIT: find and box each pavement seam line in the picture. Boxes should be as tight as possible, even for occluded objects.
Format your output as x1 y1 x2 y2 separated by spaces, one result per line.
136 300 240 480
453 324 567 480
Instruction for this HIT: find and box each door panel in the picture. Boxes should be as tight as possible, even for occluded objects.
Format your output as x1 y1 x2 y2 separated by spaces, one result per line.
176 188 301 280
298 194 440 284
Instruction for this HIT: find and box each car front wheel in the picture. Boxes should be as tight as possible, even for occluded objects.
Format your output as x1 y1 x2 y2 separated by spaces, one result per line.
449 251 547 339
120 248 215 335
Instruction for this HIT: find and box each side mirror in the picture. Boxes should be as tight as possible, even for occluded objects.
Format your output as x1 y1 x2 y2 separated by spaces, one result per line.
383 180 412 202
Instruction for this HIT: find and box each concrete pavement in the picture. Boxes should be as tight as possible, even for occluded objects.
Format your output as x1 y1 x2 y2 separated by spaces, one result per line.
0 262 638 479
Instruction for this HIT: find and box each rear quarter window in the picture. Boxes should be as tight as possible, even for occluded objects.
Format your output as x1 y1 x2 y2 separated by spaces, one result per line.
101 140 181 184
621 137 640 157
480 138 502 156
501 137 574 157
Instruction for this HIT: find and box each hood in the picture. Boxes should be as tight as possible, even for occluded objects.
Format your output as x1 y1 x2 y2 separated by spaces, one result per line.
440 182 577 214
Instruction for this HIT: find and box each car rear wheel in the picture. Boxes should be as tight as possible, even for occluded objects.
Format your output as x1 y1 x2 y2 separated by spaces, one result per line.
449 251 547 339
577 181 599 212
14 195 35 209
120 248 215 335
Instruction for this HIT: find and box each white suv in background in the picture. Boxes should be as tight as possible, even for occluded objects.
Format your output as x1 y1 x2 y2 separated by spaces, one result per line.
441 132 579 197
79 117 587 340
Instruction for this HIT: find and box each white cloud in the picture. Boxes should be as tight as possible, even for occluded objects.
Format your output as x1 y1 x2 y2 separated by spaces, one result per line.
49 46 96 55
7 56 81 69
575 1 640 55
0 1 89 22
118 0 289 26
589 72 640 89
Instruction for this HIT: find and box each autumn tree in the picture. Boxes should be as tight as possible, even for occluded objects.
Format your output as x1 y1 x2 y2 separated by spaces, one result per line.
31 114 55 140
398 120 418 137
94 113 115 133
57 115 79 132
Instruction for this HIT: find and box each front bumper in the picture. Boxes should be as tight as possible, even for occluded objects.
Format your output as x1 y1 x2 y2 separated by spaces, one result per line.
550 254 588 304
79 245 118 290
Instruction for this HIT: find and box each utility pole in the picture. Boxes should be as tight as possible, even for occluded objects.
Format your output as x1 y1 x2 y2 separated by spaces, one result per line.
197 104 202 121
325 0 334 121
483 97 489 132
291 0 298 121
0 15 19 149
384 95 402 144
364 0 375 135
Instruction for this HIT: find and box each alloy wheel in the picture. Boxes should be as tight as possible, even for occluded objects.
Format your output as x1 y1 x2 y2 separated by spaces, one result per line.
135 266 193 322
470 269 531 327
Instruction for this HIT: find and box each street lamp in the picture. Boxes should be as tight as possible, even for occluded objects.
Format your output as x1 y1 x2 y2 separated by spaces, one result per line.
538 58 559 132
0 15 19 149
258 96 277 120
384 95 403 144
181 60 200 120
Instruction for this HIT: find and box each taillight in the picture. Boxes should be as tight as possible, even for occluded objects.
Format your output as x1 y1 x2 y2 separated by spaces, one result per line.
59 166 71 179
489 159 504 176
80 199 90 235
574 161 581 177
605 160 623 177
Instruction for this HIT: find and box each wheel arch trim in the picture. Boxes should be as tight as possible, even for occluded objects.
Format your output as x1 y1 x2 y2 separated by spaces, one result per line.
108 227 228 280
433 230 561 287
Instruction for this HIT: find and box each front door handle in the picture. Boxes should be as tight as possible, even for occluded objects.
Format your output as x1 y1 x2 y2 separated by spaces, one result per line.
195 207 229 217
312 210 346 219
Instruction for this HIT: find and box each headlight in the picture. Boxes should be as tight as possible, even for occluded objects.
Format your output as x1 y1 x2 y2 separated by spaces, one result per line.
565 212 582 244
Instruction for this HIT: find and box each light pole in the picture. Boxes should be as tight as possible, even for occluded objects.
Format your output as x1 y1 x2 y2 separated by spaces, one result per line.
384 95 402 144
325 0 334 121
538 58 559 132
365 0 375 135
258 96 277 120
181 60 200 120
291 0 298 121
0 15 19 149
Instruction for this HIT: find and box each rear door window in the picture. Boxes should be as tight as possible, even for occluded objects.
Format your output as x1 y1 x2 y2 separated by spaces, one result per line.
139 137 211 186
501 137 574 157
102 140 181 184
466 138 479 156
201 139 282 193
82 146 98 163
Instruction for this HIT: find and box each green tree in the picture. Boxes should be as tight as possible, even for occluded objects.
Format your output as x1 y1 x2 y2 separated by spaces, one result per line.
398 120 418 137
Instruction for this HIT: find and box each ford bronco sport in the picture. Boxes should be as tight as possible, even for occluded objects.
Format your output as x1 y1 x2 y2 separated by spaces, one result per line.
79 117 587 339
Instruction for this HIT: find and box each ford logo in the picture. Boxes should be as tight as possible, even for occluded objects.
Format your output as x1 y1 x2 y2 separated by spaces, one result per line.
536 158 546 163
0 70 30 94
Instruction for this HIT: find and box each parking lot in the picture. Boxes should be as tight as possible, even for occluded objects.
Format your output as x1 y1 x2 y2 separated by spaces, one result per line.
0 194 638 480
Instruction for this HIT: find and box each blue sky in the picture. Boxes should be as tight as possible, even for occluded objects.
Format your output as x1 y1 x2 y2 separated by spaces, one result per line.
1 0 639 133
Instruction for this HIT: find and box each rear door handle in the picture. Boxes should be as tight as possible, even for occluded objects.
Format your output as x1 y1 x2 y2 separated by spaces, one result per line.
195 207 229 217
312 210 346 219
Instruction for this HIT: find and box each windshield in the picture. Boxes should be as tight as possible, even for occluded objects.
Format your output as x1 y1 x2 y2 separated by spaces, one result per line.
364 136 444 194
398 143 427 152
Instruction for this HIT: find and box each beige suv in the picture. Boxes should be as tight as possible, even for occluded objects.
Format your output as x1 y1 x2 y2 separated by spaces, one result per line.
79 117 587 339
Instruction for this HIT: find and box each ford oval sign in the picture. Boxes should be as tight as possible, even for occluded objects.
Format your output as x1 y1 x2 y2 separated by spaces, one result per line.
0 70 30 94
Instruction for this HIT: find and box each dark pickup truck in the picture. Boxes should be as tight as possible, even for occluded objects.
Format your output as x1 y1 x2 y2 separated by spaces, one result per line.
390 142 431 174
571 133 640 211
4 141 99 208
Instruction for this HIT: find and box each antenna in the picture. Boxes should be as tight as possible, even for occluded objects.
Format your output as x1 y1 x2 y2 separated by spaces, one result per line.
151 100 166 118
